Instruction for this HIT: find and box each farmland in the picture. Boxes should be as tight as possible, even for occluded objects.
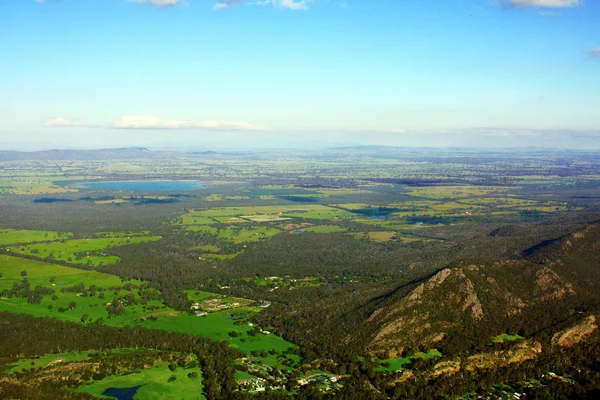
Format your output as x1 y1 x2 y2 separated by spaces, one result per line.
0 229 73 245
0 255 297 373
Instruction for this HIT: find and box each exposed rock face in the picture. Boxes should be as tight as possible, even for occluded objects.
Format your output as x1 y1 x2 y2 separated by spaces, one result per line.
464 341 542 372
391 341 544 384
431 361 461 378
552 315 597 347
535 267 575 300
368 259 575 355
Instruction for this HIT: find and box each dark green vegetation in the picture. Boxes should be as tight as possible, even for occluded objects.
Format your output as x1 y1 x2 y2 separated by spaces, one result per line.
2 147 600 398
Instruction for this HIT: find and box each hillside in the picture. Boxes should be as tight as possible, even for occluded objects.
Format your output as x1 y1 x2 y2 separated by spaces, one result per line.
366 224 600 358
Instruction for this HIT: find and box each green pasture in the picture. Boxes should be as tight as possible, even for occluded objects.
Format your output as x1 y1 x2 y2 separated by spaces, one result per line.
493 334 523 343
18 236 161 266
0 229 73 246
404 185 511 200
185 290 219 302
0 255 124 288
302 225 348 234
75 362 205 400
188 245 220 253
352 231 398 242
218 226 280 243
203 253 242 260
4 349 161 373
376 349 442 373
94 231 152 238
1 256 296 370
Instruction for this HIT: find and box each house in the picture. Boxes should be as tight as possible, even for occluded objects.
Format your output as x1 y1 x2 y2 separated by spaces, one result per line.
190 303 200 310
195 311 207 317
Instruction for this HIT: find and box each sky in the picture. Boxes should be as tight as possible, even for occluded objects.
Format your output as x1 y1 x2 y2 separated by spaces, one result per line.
1 0 599 150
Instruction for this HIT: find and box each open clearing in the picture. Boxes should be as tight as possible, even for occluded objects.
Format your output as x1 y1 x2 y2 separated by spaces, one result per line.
16 236 161 267
75 362 205 400
0 229 73 245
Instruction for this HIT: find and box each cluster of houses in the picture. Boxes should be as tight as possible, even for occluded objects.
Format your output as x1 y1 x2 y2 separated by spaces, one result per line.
237 377 271 392
190 299 242 315
297 375 342 386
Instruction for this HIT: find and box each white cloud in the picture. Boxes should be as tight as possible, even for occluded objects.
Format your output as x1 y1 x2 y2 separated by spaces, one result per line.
112 116 265 131
134 0 184 7
43 117 82 127
217 0 313 10
213 0 243 9
508 0 580 8
277 0 312 10
589 47 600 57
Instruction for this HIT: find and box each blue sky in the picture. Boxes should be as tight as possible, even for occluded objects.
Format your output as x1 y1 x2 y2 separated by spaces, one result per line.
1 0 599 149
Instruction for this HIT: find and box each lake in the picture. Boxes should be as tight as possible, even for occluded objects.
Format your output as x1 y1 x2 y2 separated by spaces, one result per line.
79 181 206 191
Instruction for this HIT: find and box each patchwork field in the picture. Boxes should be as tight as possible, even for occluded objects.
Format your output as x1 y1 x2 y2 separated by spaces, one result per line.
0 255 297 371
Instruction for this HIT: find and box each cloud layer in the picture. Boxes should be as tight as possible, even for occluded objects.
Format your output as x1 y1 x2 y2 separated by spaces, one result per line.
589 47 600 57
112 116 265 131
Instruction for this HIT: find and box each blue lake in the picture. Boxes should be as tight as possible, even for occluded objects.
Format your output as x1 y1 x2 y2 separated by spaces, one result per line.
79 181 206 191
102 385 142 400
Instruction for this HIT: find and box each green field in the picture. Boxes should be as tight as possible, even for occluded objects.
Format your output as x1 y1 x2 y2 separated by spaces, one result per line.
376 349 442 373
352 231 398 242
493 334 524 343
0 256 297 370
17 236 161 266
0 229 73 245
75 362 205 399
218 226 280 243
303 225 348 233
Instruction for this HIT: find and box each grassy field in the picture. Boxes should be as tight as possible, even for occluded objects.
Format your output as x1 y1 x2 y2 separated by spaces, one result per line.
493 334 524 343
219 226 280 243
404 186 511 200
352 231 398 242
303 225 348 234
0 229 74 245
75 362 205 400
0 256 297 370
0 175 80 195
376 349 442 373
17 236 161 267
3 351 92 373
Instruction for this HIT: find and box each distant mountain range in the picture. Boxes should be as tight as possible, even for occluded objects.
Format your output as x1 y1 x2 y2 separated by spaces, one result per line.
0 147 167 161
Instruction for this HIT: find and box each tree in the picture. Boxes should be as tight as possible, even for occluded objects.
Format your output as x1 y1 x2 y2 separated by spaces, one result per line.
68 301 76 310
21 271 27 277
81 314 89 323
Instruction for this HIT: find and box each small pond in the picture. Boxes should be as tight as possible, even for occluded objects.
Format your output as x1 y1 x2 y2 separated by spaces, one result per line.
102 385 142 400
